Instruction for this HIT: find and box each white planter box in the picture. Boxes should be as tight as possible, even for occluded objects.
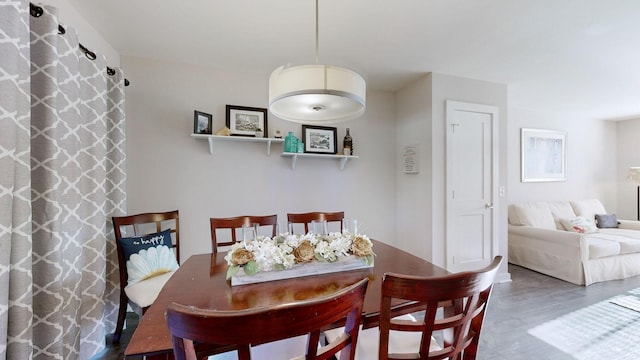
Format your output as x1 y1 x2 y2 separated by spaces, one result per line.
231 255 373 286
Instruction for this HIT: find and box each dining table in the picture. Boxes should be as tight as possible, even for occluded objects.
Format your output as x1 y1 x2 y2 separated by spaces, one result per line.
124 239 449 359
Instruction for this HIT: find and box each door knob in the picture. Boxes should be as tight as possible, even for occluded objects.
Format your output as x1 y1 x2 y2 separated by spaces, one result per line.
485 203 494 209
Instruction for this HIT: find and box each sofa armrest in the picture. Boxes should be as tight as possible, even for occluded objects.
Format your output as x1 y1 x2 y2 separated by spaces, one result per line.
617 219 640 231
508 225 582 246
509 224 587 261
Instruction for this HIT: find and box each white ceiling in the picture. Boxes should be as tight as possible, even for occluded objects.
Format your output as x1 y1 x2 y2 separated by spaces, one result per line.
68 0 640 120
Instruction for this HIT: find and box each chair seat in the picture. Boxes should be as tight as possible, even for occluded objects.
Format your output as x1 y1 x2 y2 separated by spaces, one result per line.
252 335 308 359
207 336 308 360
324 314 442 359
124 271 176 308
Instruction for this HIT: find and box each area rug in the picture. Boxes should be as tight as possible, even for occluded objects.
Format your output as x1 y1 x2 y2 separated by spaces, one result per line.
528 288 640 359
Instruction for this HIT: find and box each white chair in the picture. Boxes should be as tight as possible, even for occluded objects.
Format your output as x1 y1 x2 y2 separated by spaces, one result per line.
111 210 180 344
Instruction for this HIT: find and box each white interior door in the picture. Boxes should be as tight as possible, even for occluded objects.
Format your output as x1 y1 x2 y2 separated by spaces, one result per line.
445 101 499 272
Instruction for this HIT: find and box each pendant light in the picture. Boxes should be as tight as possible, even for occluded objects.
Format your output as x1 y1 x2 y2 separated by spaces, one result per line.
268 0 366 124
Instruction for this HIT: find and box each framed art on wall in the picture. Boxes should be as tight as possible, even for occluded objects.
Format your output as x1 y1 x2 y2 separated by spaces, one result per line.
225 105 267 137
302 125 337 154
521 128 567 182
194 110 212 134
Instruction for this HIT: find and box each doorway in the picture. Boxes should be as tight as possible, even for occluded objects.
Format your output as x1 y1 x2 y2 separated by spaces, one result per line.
445 100 499 272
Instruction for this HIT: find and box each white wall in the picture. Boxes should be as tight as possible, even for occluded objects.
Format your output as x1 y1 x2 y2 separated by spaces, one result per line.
43 0 119 66
616 118 640 220
508 108 618 211
121 56 397 261
395 74 433 261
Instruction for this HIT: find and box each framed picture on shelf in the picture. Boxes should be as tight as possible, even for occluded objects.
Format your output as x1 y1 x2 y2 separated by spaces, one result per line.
194 110 212 134
225 105 268 137
521 128 567 182
302 125 337 154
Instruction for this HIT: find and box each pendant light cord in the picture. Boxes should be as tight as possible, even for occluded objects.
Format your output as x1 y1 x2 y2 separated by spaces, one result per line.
315 0 319 64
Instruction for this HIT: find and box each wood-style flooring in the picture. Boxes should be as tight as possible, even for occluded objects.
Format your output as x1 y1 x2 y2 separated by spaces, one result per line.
92 264 640 360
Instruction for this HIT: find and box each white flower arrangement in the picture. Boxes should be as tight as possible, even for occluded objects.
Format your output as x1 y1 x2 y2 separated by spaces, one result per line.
225 232 375 280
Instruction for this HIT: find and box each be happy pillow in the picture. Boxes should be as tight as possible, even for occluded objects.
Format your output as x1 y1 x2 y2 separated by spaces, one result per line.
560 216 598 234
119 229 179 285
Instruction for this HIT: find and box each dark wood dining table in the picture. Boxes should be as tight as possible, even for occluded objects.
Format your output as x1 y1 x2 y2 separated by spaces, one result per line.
124 239 449 359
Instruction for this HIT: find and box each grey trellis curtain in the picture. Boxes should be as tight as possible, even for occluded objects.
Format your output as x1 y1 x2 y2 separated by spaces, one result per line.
0 1 126 359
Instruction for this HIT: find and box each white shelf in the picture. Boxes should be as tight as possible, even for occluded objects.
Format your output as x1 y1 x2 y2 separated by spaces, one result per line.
280 152 359 170
191 134 284 155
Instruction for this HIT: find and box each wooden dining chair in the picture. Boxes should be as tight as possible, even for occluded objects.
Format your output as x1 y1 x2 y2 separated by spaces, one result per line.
111 210 180 344
166 277 369 360
325 256 502 360
287 211 344 234
209 214 278 253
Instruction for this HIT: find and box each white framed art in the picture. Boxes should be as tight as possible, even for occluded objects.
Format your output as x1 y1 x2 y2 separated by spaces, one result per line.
521 128 567 182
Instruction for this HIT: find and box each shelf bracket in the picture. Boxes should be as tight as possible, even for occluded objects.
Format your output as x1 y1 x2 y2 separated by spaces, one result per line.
339 157 349 170
266 140 272 156
207 137 214 155
290 154 298 169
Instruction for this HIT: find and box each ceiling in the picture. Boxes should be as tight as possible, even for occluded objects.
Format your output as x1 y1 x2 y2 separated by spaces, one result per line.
67 0 640 120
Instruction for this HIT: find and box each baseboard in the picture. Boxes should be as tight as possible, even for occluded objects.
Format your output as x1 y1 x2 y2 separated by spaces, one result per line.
496 272 512 283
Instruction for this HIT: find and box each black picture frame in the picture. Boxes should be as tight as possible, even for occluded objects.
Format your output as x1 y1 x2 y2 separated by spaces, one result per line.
194 110 212 134
302 125 337 154
225 105 268 137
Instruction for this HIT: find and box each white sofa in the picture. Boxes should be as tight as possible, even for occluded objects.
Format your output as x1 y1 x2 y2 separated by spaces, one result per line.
508 199 640 285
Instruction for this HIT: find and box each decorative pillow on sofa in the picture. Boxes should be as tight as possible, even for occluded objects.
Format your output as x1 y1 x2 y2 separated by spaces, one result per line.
595 213 619 228
560 216 598 234
119 229 179 286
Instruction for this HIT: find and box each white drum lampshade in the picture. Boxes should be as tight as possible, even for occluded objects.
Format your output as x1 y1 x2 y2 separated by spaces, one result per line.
269 64 366 124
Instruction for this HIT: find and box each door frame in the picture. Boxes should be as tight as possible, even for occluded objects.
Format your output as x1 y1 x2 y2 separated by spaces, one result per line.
445 100 499 271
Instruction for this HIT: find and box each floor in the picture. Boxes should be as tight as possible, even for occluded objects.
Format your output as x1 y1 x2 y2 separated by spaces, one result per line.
93 264 640 360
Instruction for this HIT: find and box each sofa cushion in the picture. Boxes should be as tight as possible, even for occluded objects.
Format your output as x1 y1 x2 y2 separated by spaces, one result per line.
560 216 598 234
584 235 621 259
598 229 640 254
548 202 577 230
600 228 640 240
595 214 619 228
509 202 556 229
571 199 607 224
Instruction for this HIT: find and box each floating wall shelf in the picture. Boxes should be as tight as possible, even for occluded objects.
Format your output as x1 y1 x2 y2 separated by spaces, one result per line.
280 152 359 170
191 134 284 155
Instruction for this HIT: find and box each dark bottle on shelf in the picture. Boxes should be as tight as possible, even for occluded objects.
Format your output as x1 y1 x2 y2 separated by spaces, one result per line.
343 128 353 155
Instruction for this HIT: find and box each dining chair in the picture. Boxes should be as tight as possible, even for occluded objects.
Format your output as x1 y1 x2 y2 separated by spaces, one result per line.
286 211 344 234
209 214 278 253
166 277 370 360
325 256 503 360
111 210 180 344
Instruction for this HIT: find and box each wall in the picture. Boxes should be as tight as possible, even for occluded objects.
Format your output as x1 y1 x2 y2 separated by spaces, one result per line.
395 74 433 261
508 108 618 211
44 0 119 66
616 118 640 219
121 56 397 261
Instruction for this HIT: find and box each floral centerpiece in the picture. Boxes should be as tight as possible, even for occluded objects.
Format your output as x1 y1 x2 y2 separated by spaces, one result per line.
225 232 375 285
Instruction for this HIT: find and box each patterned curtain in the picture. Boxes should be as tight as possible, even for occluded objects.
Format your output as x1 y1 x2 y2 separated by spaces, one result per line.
0 1 126 359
